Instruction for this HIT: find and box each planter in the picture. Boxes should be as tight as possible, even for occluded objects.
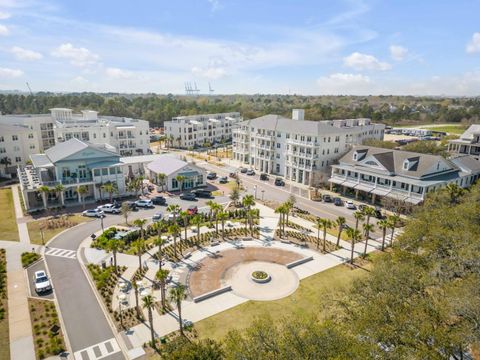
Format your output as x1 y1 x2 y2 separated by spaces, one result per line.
251 271 271 284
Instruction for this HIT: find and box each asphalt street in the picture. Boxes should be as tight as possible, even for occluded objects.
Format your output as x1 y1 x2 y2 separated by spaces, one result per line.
44 194 229 360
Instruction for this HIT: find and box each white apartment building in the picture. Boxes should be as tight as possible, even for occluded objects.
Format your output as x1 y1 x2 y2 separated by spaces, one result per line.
0 108 150 172
232 109 385 186
164 112 242 148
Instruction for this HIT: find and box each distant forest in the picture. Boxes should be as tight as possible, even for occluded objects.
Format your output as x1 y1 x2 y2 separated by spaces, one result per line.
1 92 480 127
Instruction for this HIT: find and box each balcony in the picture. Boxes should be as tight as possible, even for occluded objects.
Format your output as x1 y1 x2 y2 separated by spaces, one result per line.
288 151 318 159
287 139 318 147
255 133 274 140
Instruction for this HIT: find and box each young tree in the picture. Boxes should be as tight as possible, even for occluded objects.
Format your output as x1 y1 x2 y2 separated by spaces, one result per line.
346 227 361 264
317 218 332 252
77 185 88 209
168 223 181 259
131 239 145 271
155 268 170 309
285 194 296 224
166 204 181 222
377 219 389 251
353 211 365 233
387 214 400 245
242 195 255 230
169 285 187 336
54 183 65 206
190 214 203 245
38 185 51 210
133 218 147 240
230 187 240 205
107 238 124 274
102 182 118 203
362 223 375 256
335 216 346 248
121 202 131 225
217 210 228 241
275 204 288 238
156 173 167 192
142 295 156 346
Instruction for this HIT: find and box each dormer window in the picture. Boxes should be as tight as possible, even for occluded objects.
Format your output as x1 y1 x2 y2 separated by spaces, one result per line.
403 160 409 170
353 152 358 161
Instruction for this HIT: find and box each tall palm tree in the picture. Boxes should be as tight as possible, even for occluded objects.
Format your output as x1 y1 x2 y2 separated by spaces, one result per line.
169 285 187 336
377 219 389 251
353 211 365 233
387 214 400 245
131 239 145 271
317 218 332 252
132 281 140 318
166 204 181 222
362 206 376 229
190 214 203 245
335 216 346 247
285 195 296 224
217 211 228 241
142 295 156 346
38 185 51 209
155 269 170 309
346 227 361 264
107 238 123 274
54 184 65 206
242 195 255 230
168 223 181 259
156 173 167 192
133 218 147 240
179 210 190 242
247 208 258 236
121 202 131 225
175 175 186 192
102 182 118 203
274 204 287 238
77 185 88 209
362 223 375 256
206 200 218 228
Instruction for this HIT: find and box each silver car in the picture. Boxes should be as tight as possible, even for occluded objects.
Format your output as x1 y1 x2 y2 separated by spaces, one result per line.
34 270 52 293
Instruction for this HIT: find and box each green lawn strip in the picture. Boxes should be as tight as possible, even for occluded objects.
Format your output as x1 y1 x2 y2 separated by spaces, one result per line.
194 262 371 341
419 125 468 134
0 249 9 360
27 214 91 245
0 188 19 241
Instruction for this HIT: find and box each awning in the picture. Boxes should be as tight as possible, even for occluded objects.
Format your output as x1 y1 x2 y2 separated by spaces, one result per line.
179 171 200 177
354 183 375 192
343 180 358 187
405 196 423 205
371 187 391 196
329 177 345 185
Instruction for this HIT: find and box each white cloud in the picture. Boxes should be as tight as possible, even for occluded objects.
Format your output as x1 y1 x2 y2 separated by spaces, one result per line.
105 67 134 79
191 65 227 79
51 43 99 67
208 0 221 12
0 67 23 78
0 11 10 19
343 52 391 71
0 24 9 36
466 32 480 54
317 72 372 94
10 46 43 61
389 45 408 61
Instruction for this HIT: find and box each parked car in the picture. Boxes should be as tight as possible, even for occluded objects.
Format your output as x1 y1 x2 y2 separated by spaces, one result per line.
260 173 269 181
218 176 228 184
135 199 154 208
123 201 138 211
274 177 285 186
322 194 332 203
358 204 367 212
246 169 255 176
239 167 248 173
152 196 167 205
180 192 196 201
207 172 217 180
192 189 213 198
82 208 105 218
345 200 356 210
152 212 163 221
33 270 52 294
374 208 384 219
97 203 120 214
333 197 343 206
187 205 198 215
229 172 237 178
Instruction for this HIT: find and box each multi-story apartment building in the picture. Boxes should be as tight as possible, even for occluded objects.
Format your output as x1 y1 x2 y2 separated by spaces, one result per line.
164 112 242 148
448 124 480 159
232 109 385 186
329 145 480 205
0 108 150 172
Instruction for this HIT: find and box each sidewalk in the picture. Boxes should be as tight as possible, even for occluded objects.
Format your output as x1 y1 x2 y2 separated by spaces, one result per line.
12 184 31 245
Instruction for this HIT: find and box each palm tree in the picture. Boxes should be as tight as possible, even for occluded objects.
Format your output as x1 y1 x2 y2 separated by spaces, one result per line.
175 175 186 192
133 218 147 240
247 208 258 236
335 216 346 247
346 227 361 264
217 211 228 241
274 204 288 238
102 182 118 203
242 195 255 230
127 176 143 197
377 219 389 251
387 214 400 245
362 206 376 229
190 214 203 245
132 281 140 318
179 210 190 243
229 188 240 206
38 185 51 210
166 204 181 222
317 218 332 252
353 211 365 233
362 223 375 256
155 269 170 309
445 183 465 204
54 184 65 206
77 185 88 209
168 223 181 259
169 285 187 336
121 202 131 225
142 295 156 346
285 194 296 224
131 239 145 271
206 200 218 228
107 238 123 274
156 173 167 192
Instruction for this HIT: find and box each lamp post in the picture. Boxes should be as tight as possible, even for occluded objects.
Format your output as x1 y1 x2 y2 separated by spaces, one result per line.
254 185 257 199
100 215 104 232
261 189 265 201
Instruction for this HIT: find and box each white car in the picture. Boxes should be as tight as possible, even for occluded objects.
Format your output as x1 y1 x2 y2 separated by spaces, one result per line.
345 200 356 210
33 270 52 293
152 212 163 221
135 199 154 208
82 208 105 217
97 203 120 214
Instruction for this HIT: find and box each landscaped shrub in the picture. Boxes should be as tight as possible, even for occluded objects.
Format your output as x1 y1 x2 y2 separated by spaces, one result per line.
21 251 40 268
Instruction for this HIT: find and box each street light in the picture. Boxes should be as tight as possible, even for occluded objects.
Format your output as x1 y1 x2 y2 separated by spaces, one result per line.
254 185 257 199
261 189 265 201
100 215 104 232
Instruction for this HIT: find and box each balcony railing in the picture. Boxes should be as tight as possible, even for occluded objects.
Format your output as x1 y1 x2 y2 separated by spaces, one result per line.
287 139 318 147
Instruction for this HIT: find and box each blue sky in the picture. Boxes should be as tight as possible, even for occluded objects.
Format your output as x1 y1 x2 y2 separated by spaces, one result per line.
0 0 479 95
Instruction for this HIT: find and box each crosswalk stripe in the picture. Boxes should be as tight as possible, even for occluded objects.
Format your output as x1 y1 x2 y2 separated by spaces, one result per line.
45 247 77 259
73 338 121 360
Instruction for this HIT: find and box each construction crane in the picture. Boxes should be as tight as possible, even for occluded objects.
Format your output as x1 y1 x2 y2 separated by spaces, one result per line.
26 82 38 112
26 82 34 96
193 82 200 95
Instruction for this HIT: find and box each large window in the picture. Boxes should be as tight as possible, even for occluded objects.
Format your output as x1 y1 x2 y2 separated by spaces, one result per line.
172 178 178 189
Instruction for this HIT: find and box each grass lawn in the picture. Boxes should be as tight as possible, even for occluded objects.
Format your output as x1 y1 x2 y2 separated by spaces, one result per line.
194 262 371 341
0 249 9 360
419 124 468 134
27 214 91 245
0 188 19 241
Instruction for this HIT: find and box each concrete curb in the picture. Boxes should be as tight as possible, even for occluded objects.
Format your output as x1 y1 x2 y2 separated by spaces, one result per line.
193 285 232 303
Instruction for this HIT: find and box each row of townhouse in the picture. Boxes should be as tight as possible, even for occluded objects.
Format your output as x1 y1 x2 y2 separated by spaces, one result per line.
18 138 206 211
232 109 385 186
0 108 150 177
164 112 242 149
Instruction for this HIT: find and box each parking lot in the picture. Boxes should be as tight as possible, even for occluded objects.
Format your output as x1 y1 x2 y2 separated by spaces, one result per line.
26 259 55 300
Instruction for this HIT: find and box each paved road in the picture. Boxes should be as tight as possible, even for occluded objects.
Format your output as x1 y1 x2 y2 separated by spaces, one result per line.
44 194 229 360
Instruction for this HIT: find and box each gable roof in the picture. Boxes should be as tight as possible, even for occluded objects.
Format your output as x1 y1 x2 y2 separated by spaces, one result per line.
459 124 480 141
338 146 457 178
146 155 189 176
44 138 118 163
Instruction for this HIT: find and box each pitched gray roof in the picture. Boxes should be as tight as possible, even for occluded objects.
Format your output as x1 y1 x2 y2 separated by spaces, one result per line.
44 138 118 164
338 145 457 178
459 124 480 141
30 154 53 168
450 155 480 173
146 155 188 176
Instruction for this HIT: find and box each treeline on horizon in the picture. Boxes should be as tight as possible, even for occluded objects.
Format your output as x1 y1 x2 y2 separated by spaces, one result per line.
1 92 480 127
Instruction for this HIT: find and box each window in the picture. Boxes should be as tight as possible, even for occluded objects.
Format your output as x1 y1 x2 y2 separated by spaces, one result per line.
0 136 3 142
0 148 6 153
29 144 35 149
276 153 280 159
93 133 97 139
12 135 18 141
103 133 106 138
94 169 100 176
403 160 409 170
28 133 34 139
13 146 20 152
276 143 281 149
172 178 178 189
102 168 108 176
15 157 21 162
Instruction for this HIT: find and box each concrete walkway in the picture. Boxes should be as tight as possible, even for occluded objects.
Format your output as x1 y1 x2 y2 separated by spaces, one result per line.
12 184 31 245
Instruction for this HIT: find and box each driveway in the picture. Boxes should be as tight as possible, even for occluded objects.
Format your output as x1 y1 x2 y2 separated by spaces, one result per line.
26 259 54 300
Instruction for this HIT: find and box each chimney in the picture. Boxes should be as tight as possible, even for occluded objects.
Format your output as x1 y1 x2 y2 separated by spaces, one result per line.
292 109 304 121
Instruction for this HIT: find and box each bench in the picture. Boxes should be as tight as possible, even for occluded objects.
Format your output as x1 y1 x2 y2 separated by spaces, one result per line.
184 252 192 259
